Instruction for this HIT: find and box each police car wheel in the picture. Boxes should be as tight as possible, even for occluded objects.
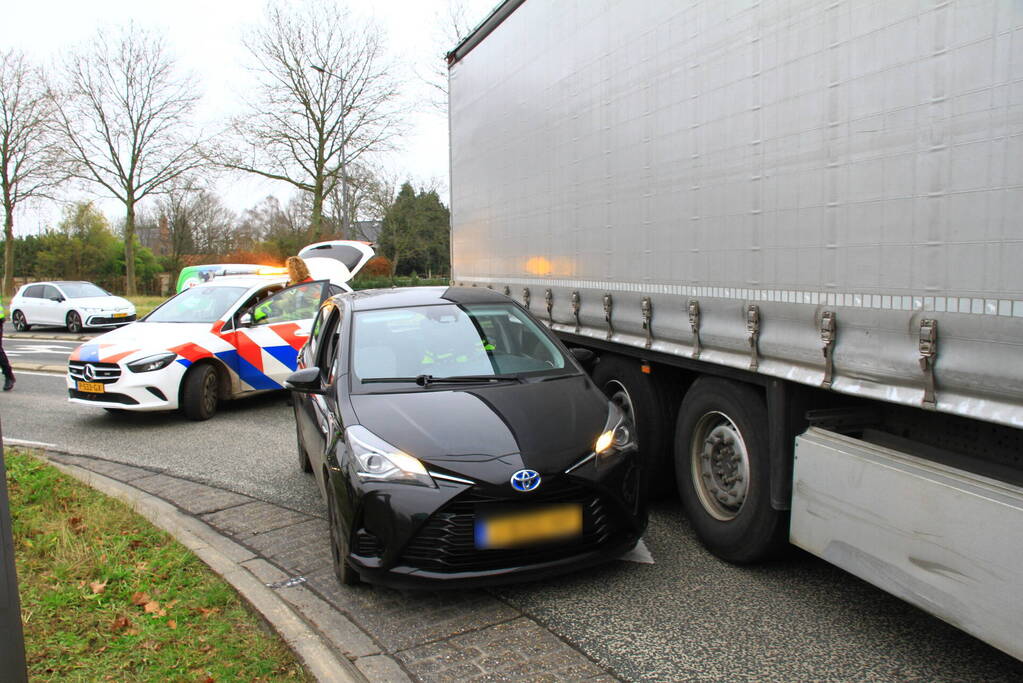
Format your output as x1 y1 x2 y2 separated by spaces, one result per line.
182 364 219 421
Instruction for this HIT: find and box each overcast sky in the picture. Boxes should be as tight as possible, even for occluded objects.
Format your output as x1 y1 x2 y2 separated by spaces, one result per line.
0 0 499 233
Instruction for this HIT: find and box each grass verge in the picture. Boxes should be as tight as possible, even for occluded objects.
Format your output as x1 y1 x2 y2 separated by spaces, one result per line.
124 296 168 318
5 449 309 682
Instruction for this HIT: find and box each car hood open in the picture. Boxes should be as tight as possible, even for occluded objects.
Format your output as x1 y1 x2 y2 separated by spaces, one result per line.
350 375 608 482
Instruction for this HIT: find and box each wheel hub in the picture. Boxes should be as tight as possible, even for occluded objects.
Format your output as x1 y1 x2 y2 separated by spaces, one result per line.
691 412 750 521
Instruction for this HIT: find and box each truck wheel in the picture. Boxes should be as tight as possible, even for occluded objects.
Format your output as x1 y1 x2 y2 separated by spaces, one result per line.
675 377 786 563
327 480 359 586
12 310 30 331
66 311 83 334
591 355 672 497
182 364 219 421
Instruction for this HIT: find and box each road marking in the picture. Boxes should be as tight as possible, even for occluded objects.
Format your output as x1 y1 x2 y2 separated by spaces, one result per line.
10 370 65 377
5 438 58 449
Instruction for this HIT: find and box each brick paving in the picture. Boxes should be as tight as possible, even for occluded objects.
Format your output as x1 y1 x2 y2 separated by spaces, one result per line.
51 453 620 682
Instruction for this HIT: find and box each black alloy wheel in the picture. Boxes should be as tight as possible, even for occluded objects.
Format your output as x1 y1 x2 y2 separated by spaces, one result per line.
12 310 30 331
326 481 359 585
674 377 787 563
66 311 83 334
182 364 219 421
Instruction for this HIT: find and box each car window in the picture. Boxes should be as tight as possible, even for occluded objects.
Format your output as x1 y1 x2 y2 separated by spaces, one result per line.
24 285 44 298
41 285 61 300
351 303 568 382
146 286 248 323
60 282 109 298
317 310 343 382
251 281 325 326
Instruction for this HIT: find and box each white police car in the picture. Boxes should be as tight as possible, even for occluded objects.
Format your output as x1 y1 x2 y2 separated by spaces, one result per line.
66 241 373 420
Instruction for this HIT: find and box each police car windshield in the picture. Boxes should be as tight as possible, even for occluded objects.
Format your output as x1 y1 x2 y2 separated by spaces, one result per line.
351 303 570 384
146 286 248 323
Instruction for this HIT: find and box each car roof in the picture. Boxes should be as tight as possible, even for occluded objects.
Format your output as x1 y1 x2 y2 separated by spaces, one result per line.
343 286 513 311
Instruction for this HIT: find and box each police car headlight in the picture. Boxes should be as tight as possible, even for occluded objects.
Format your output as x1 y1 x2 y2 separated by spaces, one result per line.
346 425 435 487
127 352 177 373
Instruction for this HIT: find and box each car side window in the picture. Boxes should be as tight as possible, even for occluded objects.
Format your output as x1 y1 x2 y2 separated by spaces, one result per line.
41 285 61 301
24 285 44 298
251 280 326 326
316 310 343 382
305 307 329 361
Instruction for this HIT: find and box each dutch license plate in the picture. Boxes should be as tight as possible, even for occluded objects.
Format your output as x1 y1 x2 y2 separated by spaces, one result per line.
77 381 105 393
113 312 128 318
475 503 582 549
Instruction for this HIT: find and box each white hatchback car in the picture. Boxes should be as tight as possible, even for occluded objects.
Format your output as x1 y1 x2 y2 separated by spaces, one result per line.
10 281 135 333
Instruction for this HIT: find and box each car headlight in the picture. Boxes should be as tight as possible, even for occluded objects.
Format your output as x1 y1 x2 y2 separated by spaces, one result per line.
345 425 435 487
127 352 177 373
594 403 635 457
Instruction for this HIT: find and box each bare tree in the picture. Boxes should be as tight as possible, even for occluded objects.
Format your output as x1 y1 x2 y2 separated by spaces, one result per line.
219 1 405 242
0 50 63 297
52 25 204 294
420 0 476 112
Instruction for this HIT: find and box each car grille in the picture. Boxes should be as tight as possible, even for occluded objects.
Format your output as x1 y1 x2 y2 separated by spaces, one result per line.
398 481 627 573
68 361 121 384
68 389 138 405
89 314 136 325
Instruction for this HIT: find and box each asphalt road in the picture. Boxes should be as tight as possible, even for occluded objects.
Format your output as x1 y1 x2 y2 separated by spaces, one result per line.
3 337 78 367
3 371 1021 682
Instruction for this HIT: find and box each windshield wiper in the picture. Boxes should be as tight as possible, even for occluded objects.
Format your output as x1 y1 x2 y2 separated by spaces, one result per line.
362 374 521 386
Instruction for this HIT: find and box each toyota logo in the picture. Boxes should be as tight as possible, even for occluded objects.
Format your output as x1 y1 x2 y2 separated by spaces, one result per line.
83 364 97 381
510 469 541 492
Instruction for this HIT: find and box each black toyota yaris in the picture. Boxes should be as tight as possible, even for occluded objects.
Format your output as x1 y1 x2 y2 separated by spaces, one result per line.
287 286 646 588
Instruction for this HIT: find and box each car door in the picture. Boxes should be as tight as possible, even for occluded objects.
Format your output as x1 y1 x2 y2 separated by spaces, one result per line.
19 285 44 322
296 305 343 473
38 284 63 325
235 279 334 389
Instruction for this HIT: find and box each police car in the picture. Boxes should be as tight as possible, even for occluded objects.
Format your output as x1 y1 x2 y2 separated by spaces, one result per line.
66 241 373 420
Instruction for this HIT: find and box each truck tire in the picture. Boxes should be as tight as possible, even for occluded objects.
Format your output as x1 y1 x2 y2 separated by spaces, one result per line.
181 364 219 421
674 377 786 563
591 355 672 497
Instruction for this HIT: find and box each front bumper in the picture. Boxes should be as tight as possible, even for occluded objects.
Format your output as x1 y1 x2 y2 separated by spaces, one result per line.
66 360 185 411
340 451 646 588
84 313 137 328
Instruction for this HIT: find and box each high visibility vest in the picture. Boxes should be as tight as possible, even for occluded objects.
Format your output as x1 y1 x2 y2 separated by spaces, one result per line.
0 299 5 321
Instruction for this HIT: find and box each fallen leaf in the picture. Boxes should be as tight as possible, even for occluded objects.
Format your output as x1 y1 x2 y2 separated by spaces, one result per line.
131 592 150 606
111 616 131 632
197 607 220 618
126 628 140 636
167 619 177 630
199 677 215 683
166 599 179 609
90 581 107 594
143 601 161 614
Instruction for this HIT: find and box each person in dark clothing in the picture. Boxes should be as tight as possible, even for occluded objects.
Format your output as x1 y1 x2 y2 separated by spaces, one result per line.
0 298 14 391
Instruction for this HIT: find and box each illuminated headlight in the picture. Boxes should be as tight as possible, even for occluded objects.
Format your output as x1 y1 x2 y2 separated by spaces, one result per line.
594 403 635 456
346 425 435 487
126 352 177 373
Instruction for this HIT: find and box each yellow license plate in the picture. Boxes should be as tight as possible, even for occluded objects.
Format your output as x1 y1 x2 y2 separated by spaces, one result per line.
476 504 582 549
77 381 105 393
113 312 128 318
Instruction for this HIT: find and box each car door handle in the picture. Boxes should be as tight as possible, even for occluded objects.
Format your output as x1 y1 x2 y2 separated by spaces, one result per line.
294 331 309 337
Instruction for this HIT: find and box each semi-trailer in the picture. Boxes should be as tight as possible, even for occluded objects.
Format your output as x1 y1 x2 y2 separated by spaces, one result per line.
448 0 1023 660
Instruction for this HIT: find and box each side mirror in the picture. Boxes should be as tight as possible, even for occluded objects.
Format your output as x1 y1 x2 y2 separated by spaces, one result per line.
285 367 326 395
569 347 598 370
239 312 253 327
52 296 65 302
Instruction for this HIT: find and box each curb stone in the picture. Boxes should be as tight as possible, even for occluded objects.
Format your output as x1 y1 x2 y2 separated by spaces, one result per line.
41 455 372 683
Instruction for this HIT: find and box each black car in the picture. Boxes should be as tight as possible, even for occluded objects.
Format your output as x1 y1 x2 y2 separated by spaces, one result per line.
287 286 646 588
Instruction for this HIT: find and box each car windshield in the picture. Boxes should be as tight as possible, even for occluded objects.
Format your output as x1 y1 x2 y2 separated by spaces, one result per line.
60 282 109 298
351 303 571 384
145 286 247 323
